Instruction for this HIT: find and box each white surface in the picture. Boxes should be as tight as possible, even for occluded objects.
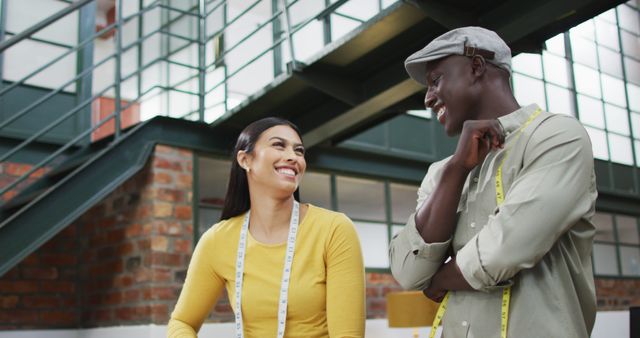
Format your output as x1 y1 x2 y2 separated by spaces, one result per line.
0 311 629 338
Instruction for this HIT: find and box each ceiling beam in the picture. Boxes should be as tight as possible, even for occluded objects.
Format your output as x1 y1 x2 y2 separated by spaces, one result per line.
407 0 478 29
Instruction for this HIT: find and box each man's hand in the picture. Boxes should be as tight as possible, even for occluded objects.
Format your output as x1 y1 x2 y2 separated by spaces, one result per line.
451 119 505 172
423 257 474 302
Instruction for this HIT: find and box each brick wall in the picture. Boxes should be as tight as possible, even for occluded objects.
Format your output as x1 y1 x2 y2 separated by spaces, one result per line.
0 145 194 329
596 278 640 310
0 162 48 202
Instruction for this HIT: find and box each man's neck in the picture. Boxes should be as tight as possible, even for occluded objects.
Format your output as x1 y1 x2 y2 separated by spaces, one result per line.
475 83 520 120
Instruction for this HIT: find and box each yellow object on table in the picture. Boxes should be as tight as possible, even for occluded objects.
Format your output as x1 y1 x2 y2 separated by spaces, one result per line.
386 291 440 337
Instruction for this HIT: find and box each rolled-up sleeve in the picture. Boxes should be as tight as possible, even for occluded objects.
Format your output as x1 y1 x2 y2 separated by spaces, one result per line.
456 116 596 291
389 159 452 290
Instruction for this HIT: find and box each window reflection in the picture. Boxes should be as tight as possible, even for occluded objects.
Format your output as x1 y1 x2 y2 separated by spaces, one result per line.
598 46 623 78
585 126 610 160
543 52 571 87
605 104 630 135
608 133 634 165
601 74 628 107
512 53 543 79
513 73 546 109
571 37 598 67
593 244 619 275
300 172 332 210
337 176 385 222
577 95 605 128
390 183 417 224
546 84 574 116
354 221 389 268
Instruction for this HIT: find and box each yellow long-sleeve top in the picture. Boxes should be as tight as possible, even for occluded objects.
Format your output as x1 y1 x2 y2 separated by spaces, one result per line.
168 204 365 338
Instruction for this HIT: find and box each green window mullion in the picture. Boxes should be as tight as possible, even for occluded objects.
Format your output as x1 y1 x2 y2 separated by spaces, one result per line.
612 215 623 276
330 174 338 211
384 180 393 248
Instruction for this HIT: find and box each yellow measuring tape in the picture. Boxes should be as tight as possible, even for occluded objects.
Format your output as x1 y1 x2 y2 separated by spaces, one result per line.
428 108 542 338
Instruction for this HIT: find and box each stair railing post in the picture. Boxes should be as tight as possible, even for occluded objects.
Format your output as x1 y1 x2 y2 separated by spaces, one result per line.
278 0 298 72
114 0 123 138
197 0 206 122
77 0 97 146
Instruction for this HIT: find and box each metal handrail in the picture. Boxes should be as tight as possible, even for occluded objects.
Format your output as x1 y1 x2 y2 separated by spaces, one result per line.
0 0 392 203
0 83 115 195
0 0 93 52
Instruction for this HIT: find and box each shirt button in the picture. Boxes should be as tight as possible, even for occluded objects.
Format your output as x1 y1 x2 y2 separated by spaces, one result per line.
470 222 476 228
462 320 468 327
473 177 479 183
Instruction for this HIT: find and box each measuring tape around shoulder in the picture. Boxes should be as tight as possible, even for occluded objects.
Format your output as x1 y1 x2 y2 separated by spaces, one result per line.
428 108 542 338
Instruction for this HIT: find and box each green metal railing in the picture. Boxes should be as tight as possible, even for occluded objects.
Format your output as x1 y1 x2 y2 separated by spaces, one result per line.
0 0 397 203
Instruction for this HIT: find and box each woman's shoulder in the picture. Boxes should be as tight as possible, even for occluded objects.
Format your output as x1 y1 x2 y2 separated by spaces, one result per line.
305 204 351 224
202 214 244 240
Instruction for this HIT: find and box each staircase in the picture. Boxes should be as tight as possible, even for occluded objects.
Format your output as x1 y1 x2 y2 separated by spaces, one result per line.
0 0 627 276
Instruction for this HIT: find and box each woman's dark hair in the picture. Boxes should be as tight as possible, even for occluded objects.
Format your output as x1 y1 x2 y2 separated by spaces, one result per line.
220 117 302 220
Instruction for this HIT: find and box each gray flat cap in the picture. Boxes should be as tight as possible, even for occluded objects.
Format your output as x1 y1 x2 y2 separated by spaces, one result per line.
405 26 512 86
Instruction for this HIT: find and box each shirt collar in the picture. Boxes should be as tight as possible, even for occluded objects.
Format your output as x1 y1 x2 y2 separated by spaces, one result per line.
496 103 542 135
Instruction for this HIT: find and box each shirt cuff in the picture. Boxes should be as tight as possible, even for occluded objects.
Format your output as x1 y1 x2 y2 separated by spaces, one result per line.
456 234 494 291
401 213 451 260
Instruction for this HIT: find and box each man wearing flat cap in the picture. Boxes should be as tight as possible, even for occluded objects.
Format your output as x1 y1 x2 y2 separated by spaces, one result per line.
389 27 597 337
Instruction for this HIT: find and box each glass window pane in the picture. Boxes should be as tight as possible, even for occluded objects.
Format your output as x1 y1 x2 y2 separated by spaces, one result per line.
601 74 627 107
595 19 620 51
354 221 389 268
570 20 595 41
593 243 619 275
577 94 605 128
593 212 616 242
390 183 418 224
512 53 543 78
624 56 640 86
543 52 570 87
619 4 640 35
335 0 378 22
616 215 639 244
199 157 231 207
292 20 325 62
513 74 546 108
300 172 332 210
545 33 566 56
571 37 598 68
546 84 575 116
598 46 623 78
337 176 386 222
631 112 640 138
605 104 630 135
585 126 610 160
573 64 601 98
330 14 361 42
620 30 640 59
608 133 634 165
200 207 222 235
620 246 640 276
627 83 640 111
598 9 618 23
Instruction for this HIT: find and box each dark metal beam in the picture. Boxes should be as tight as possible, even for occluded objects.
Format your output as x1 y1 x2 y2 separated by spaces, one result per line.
292 64 361 106
406 0 478 29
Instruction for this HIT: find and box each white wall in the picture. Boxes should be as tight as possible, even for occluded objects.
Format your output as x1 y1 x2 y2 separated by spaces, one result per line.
0 311 630 338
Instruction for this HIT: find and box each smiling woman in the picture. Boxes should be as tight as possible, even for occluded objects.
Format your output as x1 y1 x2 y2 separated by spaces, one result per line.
167 117 366 338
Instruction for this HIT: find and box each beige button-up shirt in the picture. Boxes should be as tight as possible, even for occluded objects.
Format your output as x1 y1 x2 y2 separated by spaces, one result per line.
389 104 597 338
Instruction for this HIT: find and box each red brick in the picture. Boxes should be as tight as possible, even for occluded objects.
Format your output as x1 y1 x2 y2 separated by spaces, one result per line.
106 228 126 242
151 236 169 251
40 253 77 267
22 267 58 280
40 281 74 293
174 238 192 254
125 223 143 237
151 172 173 185
114 275 134 288
150 303 169 321
21 295 60 308
21 253 39 266
153 158 183 171
155 145 176 154
157 188 184 202
0 281 39 293
118 242 135 255
153 202 173 218
123 289 141 302
0 296 19 308
0 310 39 324
104 292 123 305
39 311 76 325
151 268 172 282
157 221 182 236
5 163 32 176
147 252 181 266
175 205 192 220
176 174 192 189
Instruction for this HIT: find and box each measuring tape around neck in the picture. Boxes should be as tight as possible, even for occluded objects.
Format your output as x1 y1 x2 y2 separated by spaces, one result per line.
234 200 300 338
429 108 542 338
